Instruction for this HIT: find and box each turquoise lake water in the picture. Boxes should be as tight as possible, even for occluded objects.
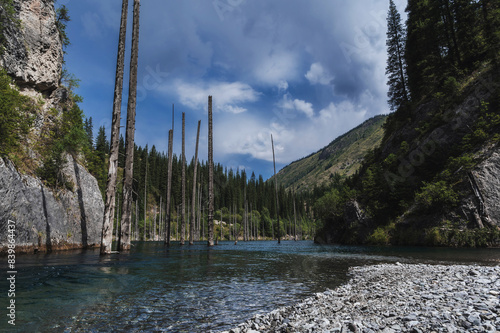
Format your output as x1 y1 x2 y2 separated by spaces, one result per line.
1 241 499 332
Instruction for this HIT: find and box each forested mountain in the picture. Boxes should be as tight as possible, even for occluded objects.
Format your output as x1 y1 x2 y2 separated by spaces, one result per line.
275 115 387 192
315 0 500 247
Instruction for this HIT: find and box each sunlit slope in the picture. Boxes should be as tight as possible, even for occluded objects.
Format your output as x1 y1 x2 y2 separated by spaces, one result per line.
276 115 387 192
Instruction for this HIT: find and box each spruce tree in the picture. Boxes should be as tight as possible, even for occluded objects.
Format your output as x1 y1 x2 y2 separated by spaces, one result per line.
386 0 409 110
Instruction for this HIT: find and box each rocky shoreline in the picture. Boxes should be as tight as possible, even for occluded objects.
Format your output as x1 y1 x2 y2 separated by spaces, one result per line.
222 263 500 333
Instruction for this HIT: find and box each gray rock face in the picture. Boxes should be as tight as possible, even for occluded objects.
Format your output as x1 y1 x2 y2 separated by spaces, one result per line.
0 156 104 252
0 0 63 92
471 148 500 228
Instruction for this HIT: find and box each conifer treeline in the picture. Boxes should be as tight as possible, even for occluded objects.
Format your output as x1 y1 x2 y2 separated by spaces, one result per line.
387 0 500 111
88 130 312 241
314 0 500 246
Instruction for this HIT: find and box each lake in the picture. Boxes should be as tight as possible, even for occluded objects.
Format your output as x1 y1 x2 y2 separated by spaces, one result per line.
1 241 499 332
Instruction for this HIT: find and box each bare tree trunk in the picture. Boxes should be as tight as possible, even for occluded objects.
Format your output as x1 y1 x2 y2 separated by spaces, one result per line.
135 200 139 241
115 195 120 250
293 195 297 241
119 0 141 251
165 128 174 246
100 0 128 255
190 120 201 245
271 134 281 244
207 96 215 246
197 182 202 241
144 154 147 240
159 196 162 240
180 113 186 245
154 205 158 241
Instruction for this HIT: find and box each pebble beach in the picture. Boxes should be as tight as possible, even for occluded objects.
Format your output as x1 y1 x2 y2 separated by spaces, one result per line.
222 263 500 333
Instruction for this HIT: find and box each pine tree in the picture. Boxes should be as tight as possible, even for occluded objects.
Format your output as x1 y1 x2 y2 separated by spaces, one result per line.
405 0 444 100
386 0 409 110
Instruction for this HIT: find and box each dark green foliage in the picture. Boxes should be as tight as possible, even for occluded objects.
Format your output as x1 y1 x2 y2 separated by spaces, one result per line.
0 0 19 55
56 4 70 50
84 117 93 148
405 0 500 102
0 69 34 156
386 0 409 110
415 180 459 212
37 102 88 189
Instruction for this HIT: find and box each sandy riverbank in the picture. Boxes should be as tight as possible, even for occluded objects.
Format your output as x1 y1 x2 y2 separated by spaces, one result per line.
222 263 500 333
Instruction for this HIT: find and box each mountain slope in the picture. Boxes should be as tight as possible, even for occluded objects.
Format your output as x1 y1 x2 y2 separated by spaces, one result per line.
276 115 387 192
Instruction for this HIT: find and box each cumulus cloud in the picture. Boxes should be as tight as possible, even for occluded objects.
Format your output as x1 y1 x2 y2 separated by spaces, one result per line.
174 81 260 113
305 62 334 85
67 0 398 177
278 94 314 118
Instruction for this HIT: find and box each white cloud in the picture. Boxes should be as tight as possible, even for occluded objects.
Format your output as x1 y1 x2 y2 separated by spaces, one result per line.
277 80 289 91
253 51 299 86
305 62 333 85
174 81 260 113
278 94 314 118
292 99 314 118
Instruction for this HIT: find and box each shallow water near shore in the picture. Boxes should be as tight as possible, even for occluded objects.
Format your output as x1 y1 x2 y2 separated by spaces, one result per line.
1 241 499 332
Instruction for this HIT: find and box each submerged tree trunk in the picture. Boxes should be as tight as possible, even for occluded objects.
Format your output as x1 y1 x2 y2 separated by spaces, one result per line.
120 0 141 251
208 96 215 246
190 120 201 245
180 113 186 245
165 128 174 246
135 200 139 241
100 0 129 255
144 154 148 240
293 195 297 241
271 134 281 244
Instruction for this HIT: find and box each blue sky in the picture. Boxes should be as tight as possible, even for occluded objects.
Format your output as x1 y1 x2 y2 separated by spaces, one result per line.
60 0 407 180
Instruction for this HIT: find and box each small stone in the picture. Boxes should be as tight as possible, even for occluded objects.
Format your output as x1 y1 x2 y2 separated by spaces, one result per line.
469 270 480 276
468 313 481 326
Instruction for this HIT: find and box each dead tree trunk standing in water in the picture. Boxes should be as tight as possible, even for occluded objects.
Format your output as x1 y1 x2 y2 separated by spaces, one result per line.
100 0 129 255
144 154 148 240
190 120 201 245
293 195 297 241
271 134 281 244
120 0 141 251
207 96 215 246
135 200 139 240
165 128 174 246
180 113 186 245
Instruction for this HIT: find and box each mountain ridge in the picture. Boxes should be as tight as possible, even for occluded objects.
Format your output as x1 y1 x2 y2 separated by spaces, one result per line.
276 114 387 192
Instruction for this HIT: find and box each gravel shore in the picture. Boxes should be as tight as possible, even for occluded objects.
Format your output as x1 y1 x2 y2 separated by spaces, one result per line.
222 263 500 333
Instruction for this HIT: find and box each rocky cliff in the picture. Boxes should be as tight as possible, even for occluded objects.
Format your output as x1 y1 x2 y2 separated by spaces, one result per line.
0 0 104 253
0 0 63 92
0 155 103 252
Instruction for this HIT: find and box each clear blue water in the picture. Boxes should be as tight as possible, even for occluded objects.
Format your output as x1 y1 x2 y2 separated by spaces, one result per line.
1 241 499 332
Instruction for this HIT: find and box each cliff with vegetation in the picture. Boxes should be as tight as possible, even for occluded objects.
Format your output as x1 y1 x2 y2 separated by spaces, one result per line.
0 0 104 253
314 0 500 247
